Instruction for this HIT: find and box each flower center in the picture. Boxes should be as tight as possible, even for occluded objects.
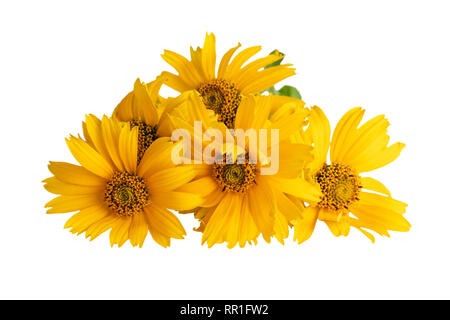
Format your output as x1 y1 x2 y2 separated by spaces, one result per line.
315 163 362 211
198 79 241 128
129 120 158 163
212 155 257 193
104 171 149 217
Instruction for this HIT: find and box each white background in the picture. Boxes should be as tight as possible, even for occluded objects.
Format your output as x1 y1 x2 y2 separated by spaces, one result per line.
1 0 449 299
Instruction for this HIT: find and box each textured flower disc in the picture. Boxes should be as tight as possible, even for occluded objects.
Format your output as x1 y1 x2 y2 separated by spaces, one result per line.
198 79 241 128
104 171 149 217
212 155 257 193
315 163 362 211
129 120 158 163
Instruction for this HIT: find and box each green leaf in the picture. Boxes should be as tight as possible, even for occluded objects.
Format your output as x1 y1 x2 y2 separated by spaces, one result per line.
263 85 302 99
277 85 302 99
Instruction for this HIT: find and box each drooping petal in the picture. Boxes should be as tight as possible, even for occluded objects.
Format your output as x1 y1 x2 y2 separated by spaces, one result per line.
109 217 132 247
247 178 275 241
293 207 319 244
64 205 110 235
85 214 120 241
128 213 148 248
143 205 186 247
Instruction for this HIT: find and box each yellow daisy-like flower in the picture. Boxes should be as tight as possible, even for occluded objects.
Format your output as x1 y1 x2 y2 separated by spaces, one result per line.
160 33 295 128
293 106 410 243
109 76 171 163
44 116 203 247
172 93 321 248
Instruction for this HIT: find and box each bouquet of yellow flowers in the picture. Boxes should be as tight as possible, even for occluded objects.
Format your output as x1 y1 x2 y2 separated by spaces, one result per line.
43 33 409 248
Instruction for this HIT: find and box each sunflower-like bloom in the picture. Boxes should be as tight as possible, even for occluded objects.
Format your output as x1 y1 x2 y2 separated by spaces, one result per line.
44 116 203 247
160 33 295 128
293 106 410 243
171 92 321 248
108 76 174 163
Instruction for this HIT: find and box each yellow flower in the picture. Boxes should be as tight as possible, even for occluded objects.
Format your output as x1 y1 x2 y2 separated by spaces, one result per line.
293 106 410 243
173 93 321 248
44 116 203 247
160 33 295 128
108 76 172 163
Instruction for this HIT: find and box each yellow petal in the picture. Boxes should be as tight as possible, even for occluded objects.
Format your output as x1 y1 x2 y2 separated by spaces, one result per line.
101 116 124 172
361 177 391 196
234 95 254 131
224 46 261 79
354 142 405 173
202 193 242 248
307 106 331 171
238 196 259 247
176 176 218 198
293 207 319 244
137 137 174 177
159 71 191 93
147 224 171 248
64 205 110 234
325 217 350 237
234 50 285 84
151 191 204 211
273 187 303 223
340 115 388 164
109 217 132 247
128 213 148 248
45 194 102 214
217 43 241 79
48 161 105 186
239 66 295 95
330 107 364 163
85 214 120 240
351 193 410 232
113 91 134 122
147 166 197 192
84 114 114 166
273 211 289 245
118 123 138 173
267 176 322 203
202 187 226 208
201 32 216 80
359 192 407 214
277 143 313 178
247 178 275 240
144 204 186 240
65 135 114 179
133 79 159 126
161 50 203 88
43 177 103 195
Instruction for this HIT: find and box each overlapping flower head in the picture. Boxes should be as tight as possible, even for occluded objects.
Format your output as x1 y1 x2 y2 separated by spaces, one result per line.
292 107 409 243
44 33 409 247
160 33 295 128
